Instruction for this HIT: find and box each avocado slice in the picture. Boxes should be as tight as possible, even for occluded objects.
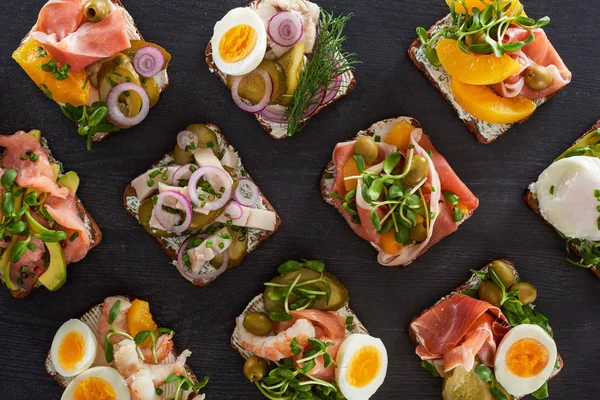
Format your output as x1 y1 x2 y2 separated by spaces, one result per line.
50 164 60 181
58 171 80 194
27 129 41 141
1 240 18 291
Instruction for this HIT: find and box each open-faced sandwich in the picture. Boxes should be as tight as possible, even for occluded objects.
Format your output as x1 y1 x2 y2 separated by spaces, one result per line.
13 0 171 149
409 0 571 144
0 130 101 298
526 120 600 278
321 117 479 266
206 0 357 139
124 124 280 286
233 260 388 400
410 260 563 399
46 296 208 399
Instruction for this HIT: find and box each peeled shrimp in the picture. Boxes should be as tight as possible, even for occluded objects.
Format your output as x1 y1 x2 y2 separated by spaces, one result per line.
97 296 132 346
129 370 160 400
139 333 174 364
237 315 316 361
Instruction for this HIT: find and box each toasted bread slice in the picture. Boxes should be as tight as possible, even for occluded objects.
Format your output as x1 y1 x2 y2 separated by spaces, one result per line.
123 123 281 286
0 135 102 299
45 296 203 400
18 0 169 142
205 0 356 139
321 117 476 266
408 260 564 399
525 120 600 279
408 16 564 144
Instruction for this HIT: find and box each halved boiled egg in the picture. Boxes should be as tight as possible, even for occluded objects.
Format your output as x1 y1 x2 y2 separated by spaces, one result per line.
61 366 130 400
51 319 97 377
335 334 388 400
494 324 557 397
211 7 267 76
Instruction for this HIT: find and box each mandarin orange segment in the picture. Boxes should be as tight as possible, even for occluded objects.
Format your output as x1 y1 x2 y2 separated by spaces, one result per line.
384 120 414 150
127 299 157 348
343 158 360 192
445 0 525 16
450 77 536 124
437 39 521 85
378 230 402 255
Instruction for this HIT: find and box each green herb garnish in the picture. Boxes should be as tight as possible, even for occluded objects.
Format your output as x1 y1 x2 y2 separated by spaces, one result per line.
60 101 120 150
40 59 71 80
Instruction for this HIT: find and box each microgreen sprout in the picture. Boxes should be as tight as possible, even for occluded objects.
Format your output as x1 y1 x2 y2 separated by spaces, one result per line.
163 373 209 400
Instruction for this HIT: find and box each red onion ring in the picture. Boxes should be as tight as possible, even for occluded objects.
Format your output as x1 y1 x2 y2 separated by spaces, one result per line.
177 237 230 283
153 191 192 233
187 166 233 211
177 130 198 150
106 82 150 127
267 11 304 47
172 164 195 186
133 46 165 78
224 202 244 220
258 90 326 123
231 70 273 113
321 74 344 105
234 178 259 207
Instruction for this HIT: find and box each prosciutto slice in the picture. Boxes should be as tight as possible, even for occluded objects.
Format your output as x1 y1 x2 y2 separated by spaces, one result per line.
410 294 510 372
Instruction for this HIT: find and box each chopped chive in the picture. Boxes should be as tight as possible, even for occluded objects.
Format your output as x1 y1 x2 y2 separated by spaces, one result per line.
69 232 79 242
550 185 555 195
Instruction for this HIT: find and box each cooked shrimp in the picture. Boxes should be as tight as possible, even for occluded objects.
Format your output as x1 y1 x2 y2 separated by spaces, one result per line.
139 333 174 364
129 370 159 400
237 315 316 361
98 296 132 346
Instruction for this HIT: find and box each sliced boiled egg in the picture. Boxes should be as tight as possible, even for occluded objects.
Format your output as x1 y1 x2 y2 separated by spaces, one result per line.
494 324 557 397
51 319 97 378
531 156 600 241
211 7 267 76
335 334 388 400
61 366 130 400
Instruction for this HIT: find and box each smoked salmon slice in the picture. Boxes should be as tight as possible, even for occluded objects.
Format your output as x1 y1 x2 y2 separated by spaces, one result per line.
45 194 91 263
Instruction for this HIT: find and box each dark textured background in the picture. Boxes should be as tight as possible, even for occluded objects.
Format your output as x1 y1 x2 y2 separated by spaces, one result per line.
0 0 598 399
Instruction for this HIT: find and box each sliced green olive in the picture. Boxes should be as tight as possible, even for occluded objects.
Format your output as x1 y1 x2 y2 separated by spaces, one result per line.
137 198 177 238
478 281 502 307
84 0 110 22
510 282 537 305
243 356 268 382
403 155 429 187
524 65 553 91
243 312 273 336
409 222 428 243
465 32 488 47
489 260 516 288
353 137 379 164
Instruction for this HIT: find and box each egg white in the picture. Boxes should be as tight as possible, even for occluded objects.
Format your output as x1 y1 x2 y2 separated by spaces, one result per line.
335 334 388 400
50 319 97 378
494 324 557 397
211 7 267 76
61 366 130 400
531 156 600 241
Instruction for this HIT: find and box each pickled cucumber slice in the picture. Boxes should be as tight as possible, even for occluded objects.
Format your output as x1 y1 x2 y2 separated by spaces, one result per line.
276 42 305 106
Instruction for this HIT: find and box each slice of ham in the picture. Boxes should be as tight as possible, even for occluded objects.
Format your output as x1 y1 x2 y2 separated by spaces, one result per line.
44 193 91 263
31 1 131 72
410 294 510 372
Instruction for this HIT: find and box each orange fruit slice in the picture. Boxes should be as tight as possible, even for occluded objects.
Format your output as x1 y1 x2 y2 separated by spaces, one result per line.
451 78 536 124
384 120 414 150
127 299 158 348
445 0 525 16
437 39 521 85
378 230 403 255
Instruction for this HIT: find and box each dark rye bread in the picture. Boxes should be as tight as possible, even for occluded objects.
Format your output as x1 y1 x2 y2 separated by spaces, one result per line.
524 120 600 279
205 0 356 139
0 135 102 299
45 296 201 400
123 123 281 286
408 16 564 144
320 117 475 267
408 260 564 399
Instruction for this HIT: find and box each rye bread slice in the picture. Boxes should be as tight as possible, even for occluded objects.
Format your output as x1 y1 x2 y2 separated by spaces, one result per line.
45 296 204 400
18 0 169 142
205 0 356 140
524 120 600 279
231 293 368 361
408 16 565 144
123 123 281 287
408 260 564 399
320 116 476 266
0 135 102 299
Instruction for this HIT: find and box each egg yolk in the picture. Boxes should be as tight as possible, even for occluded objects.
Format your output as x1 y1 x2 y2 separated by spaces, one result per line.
219 24 258 63
506 338 550 378
346 345 382 388
74 378 116 400
58 331 85 371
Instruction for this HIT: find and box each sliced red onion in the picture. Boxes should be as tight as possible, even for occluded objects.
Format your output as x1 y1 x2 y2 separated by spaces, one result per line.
188 166 233 211
133 46 165 78
106 82 150 127
234 178 259 207
177 237 229 283
224 201 243 220
177 130 198 150
172 164 195 186
153 191 192 233
321 74 343 105
231 70 273 113
267 11 303 47
258 90 325 123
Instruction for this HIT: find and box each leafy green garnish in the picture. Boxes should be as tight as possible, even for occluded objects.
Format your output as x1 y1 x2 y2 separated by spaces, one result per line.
420 360 440 377
40 59 71 80
474 364 507 400
531 382 549 399
60 101 120 150
163 373 208 400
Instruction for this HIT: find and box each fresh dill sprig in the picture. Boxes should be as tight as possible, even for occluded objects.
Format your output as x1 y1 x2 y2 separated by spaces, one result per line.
285 10 359 136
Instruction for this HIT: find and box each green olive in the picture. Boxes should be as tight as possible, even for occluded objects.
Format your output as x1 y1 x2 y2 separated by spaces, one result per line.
478 281 502 307
137 198 177 238
243 312 273 336
84 0 110 22
489 260 516 288
409 222 427 243
403 155 429 187
353 137 379 164
524 65 553 91
243 356 268 382
509 282 537 305
465 32 488 47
